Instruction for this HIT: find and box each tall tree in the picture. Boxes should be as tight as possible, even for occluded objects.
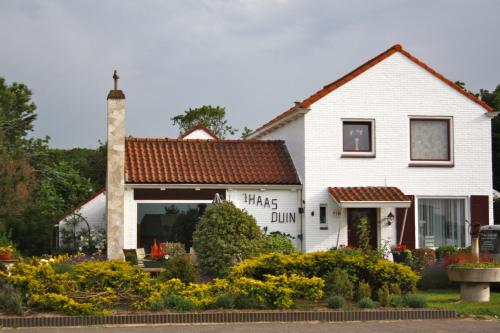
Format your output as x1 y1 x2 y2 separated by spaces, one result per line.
171 105 238 138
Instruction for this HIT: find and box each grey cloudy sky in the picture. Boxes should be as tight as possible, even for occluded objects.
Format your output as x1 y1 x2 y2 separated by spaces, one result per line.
1 0 499 148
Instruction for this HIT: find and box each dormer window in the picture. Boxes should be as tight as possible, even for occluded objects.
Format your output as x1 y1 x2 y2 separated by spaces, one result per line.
342 119 375 157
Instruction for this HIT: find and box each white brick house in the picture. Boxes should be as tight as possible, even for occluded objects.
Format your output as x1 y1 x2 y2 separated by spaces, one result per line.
60 44 494 258
248 44 494 252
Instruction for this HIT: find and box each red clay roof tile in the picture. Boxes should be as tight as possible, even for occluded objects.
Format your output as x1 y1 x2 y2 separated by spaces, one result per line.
328 186 410 203
125 138 300 185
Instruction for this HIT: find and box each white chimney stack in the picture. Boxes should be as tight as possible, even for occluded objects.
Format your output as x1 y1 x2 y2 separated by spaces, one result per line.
106 70 125 260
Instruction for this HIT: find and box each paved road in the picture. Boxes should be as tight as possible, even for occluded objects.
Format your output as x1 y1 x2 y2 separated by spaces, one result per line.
4 320 500 333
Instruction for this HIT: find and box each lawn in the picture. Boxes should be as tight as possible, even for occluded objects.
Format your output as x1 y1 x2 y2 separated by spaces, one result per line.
417 289 500 318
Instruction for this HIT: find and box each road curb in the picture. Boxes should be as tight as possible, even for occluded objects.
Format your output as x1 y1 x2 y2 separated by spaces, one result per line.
0 309 457 328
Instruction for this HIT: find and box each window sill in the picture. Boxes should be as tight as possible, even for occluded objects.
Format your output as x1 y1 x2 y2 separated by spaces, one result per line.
408 162 454 168
341 152 376 158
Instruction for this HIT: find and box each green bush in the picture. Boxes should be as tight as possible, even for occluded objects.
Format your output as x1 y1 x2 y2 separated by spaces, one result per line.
405 293 427 308
357 282 372 301
357 297 376 309
389 283 401 296
0 283 23 315
376 285 391 307
326 295 345 309
160 255 198 283
390 294 405 307
215 293 236 309
263 232 296 254
163 293 195 312
234 295 261 309
435 245 460 260
193 201 264 277
410 248 436 271
323 268 354 299
231 251 419 293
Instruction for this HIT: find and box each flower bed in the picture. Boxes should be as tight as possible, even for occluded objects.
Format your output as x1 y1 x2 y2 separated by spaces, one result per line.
0 250 422 316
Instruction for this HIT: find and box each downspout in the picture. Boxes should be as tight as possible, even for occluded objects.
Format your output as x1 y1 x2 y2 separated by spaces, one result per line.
299 189 304 252
398 208 409 245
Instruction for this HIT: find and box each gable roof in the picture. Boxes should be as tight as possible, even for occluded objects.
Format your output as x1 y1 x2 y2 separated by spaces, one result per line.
179 124 219 140
249 44 492 138
125 138 300 185
58 188 105 222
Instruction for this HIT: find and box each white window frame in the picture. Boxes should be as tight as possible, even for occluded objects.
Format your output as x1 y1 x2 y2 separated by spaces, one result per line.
414 196 469 249
408 116 454 167
341 118 376 158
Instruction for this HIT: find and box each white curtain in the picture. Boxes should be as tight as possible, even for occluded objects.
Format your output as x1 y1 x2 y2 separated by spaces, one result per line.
418 198 465 248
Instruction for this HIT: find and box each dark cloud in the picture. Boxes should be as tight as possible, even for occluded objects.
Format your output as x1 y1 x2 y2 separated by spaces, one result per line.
0 0 498 148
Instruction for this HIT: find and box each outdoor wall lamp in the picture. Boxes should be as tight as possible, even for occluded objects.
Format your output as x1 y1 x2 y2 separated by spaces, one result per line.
386 212 395 226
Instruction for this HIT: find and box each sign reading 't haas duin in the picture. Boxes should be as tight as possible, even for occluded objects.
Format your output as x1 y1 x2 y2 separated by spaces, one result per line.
243 193 296 223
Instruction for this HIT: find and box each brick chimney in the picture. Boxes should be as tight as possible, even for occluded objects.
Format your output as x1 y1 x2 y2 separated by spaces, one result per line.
106 70 125 260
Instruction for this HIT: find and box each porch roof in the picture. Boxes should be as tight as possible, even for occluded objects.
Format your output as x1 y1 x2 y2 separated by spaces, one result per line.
328 186 411 208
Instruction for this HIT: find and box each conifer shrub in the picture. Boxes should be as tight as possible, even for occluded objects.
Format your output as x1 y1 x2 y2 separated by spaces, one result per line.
376 285 391 307
357 297 376 309
326 295 345 309
323 268 354 299
357 282 372 301
193 202 264 277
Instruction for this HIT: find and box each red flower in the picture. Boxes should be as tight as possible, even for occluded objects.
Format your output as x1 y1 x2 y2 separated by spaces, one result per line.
395 243 407 252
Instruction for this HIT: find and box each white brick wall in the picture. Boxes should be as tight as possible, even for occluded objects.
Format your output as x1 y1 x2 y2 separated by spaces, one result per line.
227 189 302 249
262 52 493 252
182 129 216 140
58 192 107 246
261 117 305 183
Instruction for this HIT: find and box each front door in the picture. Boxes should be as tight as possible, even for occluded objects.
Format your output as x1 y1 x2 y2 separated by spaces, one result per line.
347 208 378 249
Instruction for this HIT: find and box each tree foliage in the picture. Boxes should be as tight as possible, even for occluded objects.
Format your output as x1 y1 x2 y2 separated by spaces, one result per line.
0 75 97 255
171 105 238 138
193 201 264 277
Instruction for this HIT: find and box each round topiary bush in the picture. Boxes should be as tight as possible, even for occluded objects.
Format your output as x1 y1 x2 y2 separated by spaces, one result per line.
326 295 345 309
193 201 264 277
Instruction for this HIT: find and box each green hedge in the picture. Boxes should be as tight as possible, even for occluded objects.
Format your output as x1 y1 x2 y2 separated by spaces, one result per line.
231 251 419 292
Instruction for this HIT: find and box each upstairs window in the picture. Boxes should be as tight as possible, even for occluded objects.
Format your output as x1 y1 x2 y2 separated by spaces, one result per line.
342 120 375 157
410 118 452 165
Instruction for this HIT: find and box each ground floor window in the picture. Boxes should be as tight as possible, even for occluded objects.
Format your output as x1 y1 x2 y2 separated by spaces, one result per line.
137 203 209 252
418 198 465 248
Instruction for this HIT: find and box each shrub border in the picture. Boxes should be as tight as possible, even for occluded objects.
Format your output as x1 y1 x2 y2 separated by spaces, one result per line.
0 309 456 328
